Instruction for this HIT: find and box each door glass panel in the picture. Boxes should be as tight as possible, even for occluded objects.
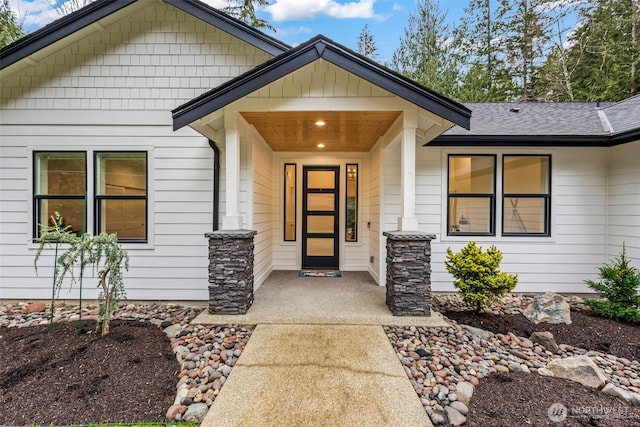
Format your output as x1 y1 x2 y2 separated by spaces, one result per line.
307 171 335 189
307 238 334 256
307 216 334 233
307 193 334 211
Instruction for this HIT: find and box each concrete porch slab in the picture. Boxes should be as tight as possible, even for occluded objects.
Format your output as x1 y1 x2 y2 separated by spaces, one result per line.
192 270 449 327
200 324 433 427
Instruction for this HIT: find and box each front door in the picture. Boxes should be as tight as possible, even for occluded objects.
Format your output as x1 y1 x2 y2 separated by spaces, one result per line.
302 166 339 269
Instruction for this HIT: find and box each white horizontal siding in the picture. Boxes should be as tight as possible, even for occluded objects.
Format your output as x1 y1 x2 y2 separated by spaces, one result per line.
608 140 640 262
422 147 610 294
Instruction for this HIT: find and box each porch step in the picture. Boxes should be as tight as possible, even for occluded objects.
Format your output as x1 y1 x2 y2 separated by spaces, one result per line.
200 324 433 427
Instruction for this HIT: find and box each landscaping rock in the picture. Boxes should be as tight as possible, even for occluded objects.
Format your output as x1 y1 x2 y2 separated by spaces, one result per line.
182 402 209 423
530 331 560 354
547 355 607 388
445 405 467 426
602 383 634 403
23 302 47 314
524 292 572 324
165 404 187 421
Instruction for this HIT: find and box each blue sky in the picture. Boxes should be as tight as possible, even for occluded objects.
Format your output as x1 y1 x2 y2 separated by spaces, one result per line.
11 0 469 63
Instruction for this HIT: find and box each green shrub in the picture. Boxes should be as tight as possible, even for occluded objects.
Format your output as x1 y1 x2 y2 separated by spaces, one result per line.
583 244 640 323
445 241 518 312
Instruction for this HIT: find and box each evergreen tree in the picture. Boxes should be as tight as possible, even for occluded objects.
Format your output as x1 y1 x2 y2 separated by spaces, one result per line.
497 0 548 101
0 0 23 48
357 24 378 60
567 0 639 101
454 0 516 101
389 0 460 97
222 0 274 31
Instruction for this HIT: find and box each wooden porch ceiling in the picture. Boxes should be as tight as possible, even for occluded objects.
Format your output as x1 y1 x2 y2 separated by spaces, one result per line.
240 111 401 152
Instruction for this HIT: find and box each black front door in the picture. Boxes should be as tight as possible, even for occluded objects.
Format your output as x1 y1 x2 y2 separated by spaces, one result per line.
302 166 339 269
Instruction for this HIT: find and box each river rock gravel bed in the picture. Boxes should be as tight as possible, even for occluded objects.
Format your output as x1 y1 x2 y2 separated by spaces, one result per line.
384 294 640 426
3 296 639 426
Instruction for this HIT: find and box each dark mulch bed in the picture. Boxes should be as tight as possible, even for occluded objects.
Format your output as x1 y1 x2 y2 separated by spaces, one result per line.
444 309 640 426
465 372 640 426
444 309 640 362
0 320 178 426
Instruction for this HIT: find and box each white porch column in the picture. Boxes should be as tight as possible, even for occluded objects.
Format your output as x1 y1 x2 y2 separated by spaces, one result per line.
222 114 243 229
398 110 419 231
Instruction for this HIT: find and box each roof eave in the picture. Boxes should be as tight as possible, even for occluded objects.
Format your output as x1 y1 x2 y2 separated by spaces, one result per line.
0 0 137 70
610 128 640 146
164 0 289 55
426 134 612 147
0 0 290 71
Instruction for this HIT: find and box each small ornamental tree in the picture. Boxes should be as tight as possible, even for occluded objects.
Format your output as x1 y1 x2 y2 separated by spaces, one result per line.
445 242 518 312
583 244 640 323
35 212 129 336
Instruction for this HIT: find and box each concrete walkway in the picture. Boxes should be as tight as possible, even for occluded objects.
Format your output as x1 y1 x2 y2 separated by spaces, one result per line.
196 271 446 426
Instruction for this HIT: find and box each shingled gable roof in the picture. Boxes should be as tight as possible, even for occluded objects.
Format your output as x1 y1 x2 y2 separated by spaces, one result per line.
172 34 472 131
429 96 640 147
0 0 289 70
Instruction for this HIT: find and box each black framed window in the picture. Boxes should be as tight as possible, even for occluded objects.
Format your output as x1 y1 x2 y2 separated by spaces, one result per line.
34 152 86 238
345 164 358 242
447 155 496 236
95 152 147 242
283 163 296 241
503 155 551 236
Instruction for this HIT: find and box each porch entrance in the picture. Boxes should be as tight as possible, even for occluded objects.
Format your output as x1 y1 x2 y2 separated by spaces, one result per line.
302 166 339 269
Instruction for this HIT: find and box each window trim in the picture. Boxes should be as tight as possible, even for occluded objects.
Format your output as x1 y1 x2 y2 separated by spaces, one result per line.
94 151 148 243
446 154 496 236
502 154 551 237
33 151 87 240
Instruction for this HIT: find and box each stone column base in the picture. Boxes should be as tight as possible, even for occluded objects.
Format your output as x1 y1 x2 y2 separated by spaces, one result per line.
205 230 256 314
383 231 434 316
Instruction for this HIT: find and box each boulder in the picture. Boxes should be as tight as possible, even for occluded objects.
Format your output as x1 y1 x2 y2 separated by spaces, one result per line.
524 292 572 324
530 331 561 354
547 356 606 388
23 302 47 314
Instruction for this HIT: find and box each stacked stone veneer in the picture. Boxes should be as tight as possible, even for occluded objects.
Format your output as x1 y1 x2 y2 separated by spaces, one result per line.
205 230 256 314
383 231 434 316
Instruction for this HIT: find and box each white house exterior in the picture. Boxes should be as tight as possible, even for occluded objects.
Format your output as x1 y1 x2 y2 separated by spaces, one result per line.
1 0 639 303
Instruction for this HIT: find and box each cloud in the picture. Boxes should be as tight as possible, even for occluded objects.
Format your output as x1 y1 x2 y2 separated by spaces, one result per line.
391 3 403 12
273 25 313 37
265 0 379 22
10 0 63 33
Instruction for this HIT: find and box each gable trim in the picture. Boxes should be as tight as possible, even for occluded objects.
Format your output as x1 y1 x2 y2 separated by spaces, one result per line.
0 0 289 71
0 0 136 70
172 35 472 131
164 0 289 55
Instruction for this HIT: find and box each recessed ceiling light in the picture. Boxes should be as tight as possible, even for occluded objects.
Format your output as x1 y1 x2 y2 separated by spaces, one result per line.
317 143 325 148
315 120 326 126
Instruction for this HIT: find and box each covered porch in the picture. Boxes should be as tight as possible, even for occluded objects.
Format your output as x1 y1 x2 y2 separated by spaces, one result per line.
172 35 470 316
192 270 449 327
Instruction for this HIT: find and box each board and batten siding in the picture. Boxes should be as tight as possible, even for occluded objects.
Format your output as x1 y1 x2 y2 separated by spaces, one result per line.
607 140 640 263
0 2 274 301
